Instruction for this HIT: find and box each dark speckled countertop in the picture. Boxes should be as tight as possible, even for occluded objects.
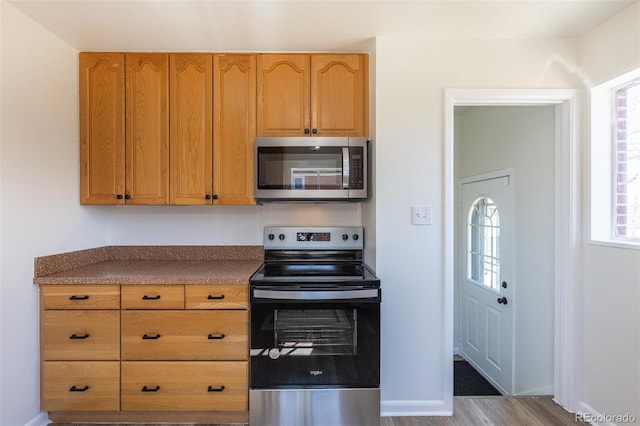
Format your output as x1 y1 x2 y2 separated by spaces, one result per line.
33 245 263 285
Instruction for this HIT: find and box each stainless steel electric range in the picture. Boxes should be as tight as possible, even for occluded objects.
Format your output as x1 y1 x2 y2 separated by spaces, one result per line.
249 226 381 426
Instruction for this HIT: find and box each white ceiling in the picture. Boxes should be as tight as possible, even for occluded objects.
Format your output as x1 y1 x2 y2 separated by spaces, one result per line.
8 0 637 52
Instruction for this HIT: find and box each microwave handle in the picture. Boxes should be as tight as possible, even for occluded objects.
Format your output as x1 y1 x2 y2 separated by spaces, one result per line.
342 147 350 189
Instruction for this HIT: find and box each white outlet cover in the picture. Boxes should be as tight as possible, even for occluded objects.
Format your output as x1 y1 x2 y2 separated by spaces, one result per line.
412 205 432 225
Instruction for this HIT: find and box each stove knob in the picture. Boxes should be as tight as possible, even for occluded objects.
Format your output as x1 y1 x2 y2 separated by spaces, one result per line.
279 234 286 241
352 234 360 241
268 233 275 241
342 234 349 241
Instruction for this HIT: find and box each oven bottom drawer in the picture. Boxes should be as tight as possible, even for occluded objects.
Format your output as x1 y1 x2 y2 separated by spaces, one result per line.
249 388 379 426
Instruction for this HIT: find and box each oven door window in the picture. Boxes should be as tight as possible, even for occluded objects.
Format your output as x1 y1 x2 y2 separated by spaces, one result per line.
250 301 379 388
257 146 343 190
275 308 356 356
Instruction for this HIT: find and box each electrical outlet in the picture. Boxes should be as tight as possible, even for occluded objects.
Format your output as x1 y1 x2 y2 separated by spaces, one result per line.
412 205 432 225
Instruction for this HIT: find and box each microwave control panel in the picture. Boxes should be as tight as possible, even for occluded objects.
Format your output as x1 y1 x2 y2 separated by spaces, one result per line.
349 147 364 189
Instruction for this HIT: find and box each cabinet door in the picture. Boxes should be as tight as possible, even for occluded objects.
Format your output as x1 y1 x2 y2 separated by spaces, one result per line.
170 54 213 205
257 54 310 136
311 54 368 136
213 55 256 205
79 52 125 204
125 53 169 205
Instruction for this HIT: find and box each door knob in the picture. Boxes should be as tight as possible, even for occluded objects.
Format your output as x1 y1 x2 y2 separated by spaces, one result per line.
497 297 508 305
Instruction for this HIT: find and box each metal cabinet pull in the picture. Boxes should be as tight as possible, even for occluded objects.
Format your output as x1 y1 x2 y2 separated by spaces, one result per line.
207 294 225 300
141 386 160 392
69 385 89 392
207 334 226 340
69 333 90 340
207 385 225 392
142 295 161 300
69 295 90 300
142 334 161 340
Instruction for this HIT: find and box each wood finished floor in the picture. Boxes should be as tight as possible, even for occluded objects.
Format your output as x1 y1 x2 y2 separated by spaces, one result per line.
51 396 584 426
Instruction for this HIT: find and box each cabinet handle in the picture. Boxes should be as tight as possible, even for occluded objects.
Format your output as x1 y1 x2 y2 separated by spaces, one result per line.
125 194 131 200
304 128 310 134
69 295 90 301
142 334 161 340
312 129 318 134
141 386 160 392
69 385 90 392
207 333 226 340
142 295 161 300
207 385 225 392
69 333 90 340
212 194 219 200
116 194 123 200
205 194 211 200
207 294 225 300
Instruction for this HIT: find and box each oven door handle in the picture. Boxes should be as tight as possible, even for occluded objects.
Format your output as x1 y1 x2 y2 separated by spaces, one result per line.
252 288 379 301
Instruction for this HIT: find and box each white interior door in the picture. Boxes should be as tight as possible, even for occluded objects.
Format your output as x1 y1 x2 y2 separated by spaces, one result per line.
460 173 513 394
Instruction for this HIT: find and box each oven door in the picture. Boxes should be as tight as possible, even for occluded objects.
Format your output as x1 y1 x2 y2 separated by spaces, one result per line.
250 287 380 389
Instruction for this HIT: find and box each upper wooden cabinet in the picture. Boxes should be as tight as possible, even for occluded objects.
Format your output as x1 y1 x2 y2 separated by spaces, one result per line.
80 53 125 205
257 54 368 137
125 53 169 205
169 53 214 205
213 54 256 205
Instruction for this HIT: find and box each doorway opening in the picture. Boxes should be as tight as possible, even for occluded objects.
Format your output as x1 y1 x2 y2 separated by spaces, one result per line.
443 89 581 414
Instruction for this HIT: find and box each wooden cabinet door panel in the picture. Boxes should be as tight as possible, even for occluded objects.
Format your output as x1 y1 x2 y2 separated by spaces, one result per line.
121 311 247 360
311 54 367 136
125 53 169 205
42 361 120 411
121 285 184 309
41 285 120 309
121 361 247 411
213 54 256 205
185 284 248 309
257 54 310 136
42 311 120 360
80 52 125 204
170 53 213 205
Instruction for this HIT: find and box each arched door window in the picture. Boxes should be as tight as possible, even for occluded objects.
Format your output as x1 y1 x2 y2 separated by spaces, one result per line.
468 196 501 290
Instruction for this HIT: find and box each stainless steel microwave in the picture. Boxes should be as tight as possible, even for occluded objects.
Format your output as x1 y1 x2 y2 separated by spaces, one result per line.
254 137 368 201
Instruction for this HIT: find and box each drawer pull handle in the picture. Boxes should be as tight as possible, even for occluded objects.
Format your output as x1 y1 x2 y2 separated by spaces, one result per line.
208 334 226 340
69 295 90 300
69 333 90 340
141 385 160 392
208 385 225 392
142 295 161 300
207 294 225 300
69 385 89 392
142 334 161 340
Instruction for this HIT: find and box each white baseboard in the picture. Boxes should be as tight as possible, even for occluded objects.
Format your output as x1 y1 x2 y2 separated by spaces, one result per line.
513 384 554 396
24 411 49 426
381 399 452 417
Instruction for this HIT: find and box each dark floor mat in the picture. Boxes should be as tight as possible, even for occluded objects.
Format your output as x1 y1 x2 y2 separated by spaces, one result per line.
454 360 502 396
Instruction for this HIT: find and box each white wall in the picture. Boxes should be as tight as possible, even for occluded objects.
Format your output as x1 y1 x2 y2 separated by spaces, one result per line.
0 3 111 425
375 37 580 413
579 2 640 421
455 106 556 395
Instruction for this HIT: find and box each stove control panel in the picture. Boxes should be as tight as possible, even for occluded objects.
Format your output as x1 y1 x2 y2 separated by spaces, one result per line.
264 227 363 250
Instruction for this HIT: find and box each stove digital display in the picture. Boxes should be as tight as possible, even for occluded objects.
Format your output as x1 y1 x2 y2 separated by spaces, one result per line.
297 232 331 242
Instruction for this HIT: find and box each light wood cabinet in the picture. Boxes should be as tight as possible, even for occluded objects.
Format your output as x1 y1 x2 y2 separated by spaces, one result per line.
79 52 125 205
257 53 368 137
213 54 256 205
41 283 249 418
125 53 169 205
169 53 213 205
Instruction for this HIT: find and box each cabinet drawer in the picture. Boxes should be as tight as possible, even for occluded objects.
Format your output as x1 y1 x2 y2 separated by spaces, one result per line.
122 285 184 309
42 361 120 411
121 310 247 360
121 361 247 411
42 311 120 360
185 285 248 309
41 285 120 309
